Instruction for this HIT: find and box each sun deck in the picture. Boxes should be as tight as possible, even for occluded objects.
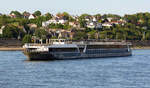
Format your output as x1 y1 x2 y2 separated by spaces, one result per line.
23 39 132 47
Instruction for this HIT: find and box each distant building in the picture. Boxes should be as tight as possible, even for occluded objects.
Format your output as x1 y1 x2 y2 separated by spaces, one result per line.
28 14 36 19
0 26 5 35
96 23 103 29
102 22 112 27
92 17 97 22
107 17 113 22
69 22 80 28
42 16 67 27
87 22 96 29
86 22 102 29
9 13 16 18
23 12 30 19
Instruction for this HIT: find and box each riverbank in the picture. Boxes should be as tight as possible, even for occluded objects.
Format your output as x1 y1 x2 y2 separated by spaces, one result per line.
131 46 150 50
0 47 24 51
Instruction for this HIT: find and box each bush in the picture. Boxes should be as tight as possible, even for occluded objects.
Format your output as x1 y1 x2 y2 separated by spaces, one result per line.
22 34 32 43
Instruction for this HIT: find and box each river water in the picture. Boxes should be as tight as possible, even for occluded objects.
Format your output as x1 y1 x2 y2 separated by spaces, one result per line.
0 50 150 88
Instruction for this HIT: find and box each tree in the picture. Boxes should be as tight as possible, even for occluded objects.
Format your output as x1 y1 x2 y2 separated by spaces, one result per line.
33 10 41 17
145 31 150 40
0 15 9 26
22 11 30 19
22 34 32 43
48 23 64 29
73 31 87 40
3 25 20 38
79 14 91 20
34 29 48 39
62 12 70 20
88 30 97 39
79 20 87 28
45 13 52 20
36 16 46 27
22 11 30 15
10 11 22 18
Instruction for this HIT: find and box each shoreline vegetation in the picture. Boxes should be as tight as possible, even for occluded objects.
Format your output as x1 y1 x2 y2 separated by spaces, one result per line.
1 11 150 44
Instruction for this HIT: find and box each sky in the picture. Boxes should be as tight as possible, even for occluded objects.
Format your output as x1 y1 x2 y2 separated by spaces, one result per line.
0 0 150 16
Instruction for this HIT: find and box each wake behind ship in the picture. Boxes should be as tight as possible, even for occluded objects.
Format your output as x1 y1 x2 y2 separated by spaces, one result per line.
23 39 132 61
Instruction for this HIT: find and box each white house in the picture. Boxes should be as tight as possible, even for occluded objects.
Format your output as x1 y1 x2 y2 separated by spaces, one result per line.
102 22 112 27
85 18 90 21
42 17 67 27
28 14 36 19
0 28 2 35
86 22 102 29
107 17 113 22
87 22 95 29
42 19 58 27
92 17 97 22
58 19 67 24
9 13 16 18
0 26 5 35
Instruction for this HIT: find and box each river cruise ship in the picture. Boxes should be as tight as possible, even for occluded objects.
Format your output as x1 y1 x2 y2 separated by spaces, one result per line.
23 39 132 60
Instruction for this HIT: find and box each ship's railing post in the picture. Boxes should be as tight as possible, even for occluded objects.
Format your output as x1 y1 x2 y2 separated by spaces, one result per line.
49 39 51 44
41 39 43 45
46 39 48 45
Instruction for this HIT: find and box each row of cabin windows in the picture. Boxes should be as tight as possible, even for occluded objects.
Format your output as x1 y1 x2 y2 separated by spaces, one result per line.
86 49 128 54
87 45 128 49
55 53 80 57
49 48 78 52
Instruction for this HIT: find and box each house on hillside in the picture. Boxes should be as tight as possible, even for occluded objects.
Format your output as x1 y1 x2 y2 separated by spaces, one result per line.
92 17 97 22
42 19 57 27
9 13 16 18
28 14 36 19
58 19 67 24
102 22 112 27
46 29 75 39
23 12 30 19
86 21 102 29
42 16 67 27
107 17 113 22
96 23 103 29
86 22 96 29
0 26 5 35
69 22 80 28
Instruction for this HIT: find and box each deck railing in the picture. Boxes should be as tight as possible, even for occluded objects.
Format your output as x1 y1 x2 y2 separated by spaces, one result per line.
24 39 132 47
